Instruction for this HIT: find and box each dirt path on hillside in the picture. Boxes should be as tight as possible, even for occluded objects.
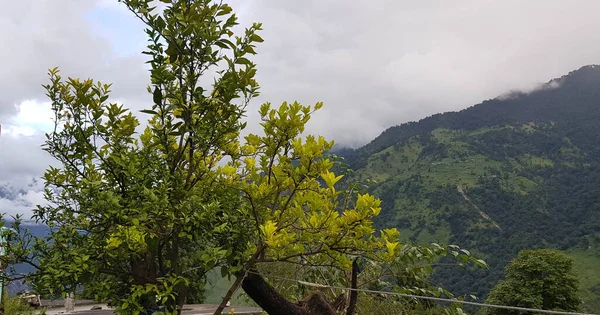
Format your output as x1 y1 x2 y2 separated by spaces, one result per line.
457 185 502 231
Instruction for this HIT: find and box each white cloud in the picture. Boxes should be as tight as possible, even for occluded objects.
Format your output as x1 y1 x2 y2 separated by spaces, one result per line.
231 0 600 146
0 0 148 218
2 100 54 137
0 189 47 220
4 0 600 217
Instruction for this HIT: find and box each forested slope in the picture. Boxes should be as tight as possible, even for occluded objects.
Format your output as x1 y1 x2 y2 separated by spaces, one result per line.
340 65 600 312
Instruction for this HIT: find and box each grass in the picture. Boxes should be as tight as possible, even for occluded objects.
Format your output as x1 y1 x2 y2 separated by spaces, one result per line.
468 126 504 136
3 296 42 315
521 122 539 133
362 131 548 195
415 224 451 245
517 154 554 167
566 249 600 313
203 269 254 306
418 156 490 188
357 140 423 183
504 175 538 195
360 128 513 189
349 123 600 313
397 228 416 242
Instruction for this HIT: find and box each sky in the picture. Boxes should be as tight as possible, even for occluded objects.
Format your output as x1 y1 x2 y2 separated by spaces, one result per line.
2 0 600 218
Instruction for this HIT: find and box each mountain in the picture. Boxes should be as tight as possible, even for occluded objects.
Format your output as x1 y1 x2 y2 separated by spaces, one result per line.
340 65 600 312
2 223 49 296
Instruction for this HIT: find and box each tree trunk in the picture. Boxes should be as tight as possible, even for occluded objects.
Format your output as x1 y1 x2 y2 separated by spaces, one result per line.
130 254 159 312
241 270 336 315
169 238 185 315
175 284 187 315
130 253 157 285
345 258 359 315
213 272 245 315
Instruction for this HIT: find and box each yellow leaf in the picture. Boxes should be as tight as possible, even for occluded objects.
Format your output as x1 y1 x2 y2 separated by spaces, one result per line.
260 220 277 245
370 206 381 216
308 214 319 228
320 171 343 188
385 240 398 256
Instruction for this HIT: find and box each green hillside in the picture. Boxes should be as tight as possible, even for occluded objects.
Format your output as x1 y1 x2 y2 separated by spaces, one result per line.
341 65 600 312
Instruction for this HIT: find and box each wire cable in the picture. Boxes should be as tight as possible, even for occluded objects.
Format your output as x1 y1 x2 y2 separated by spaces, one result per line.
249 271 598 315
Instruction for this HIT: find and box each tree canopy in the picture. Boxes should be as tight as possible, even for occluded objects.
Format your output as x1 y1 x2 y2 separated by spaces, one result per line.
0 1 487 315
4 0 397 313
485 249 581 315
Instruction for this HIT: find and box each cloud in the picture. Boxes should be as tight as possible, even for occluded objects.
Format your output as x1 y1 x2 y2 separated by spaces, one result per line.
0 0 149 121
2 100 54 136
0 189 46 220
5 0 600 217
0 127 50 219
231 0 600 147
0 0 149 218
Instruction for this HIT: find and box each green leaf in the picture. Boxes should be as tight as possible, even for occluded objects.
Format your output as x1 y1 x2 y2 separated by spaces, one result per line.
221 266 228 278
235 57 252 65
140 109 158 115
165 43 178 59
153 86 162 105
155 16 166 30
244 45 257 54
250 34 264 43
216 5 233 16
474 259 487 268
219 38 236 49
214 41 229 49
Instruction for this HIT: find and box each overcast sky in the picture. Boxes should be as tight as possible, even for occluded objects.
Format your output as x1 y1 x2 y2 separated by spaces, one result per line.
2 0 600 218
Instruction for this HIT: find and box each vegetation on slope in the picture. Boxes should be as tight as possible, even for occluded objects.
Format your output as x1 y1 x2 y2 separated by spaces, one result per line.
340 65 600 312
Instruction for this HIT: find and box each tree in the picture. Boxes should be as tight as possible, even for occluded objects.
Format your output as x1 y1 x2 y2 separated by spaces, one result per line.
251 241 486 315
7 0 393 313
212 101 402 315
11 0 263 314
485 249 581 315
0 1 487 315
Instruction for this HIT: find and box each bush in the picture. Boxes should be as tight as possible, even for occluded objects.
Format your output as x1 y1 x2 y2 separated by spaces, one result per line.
3 296 40 315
